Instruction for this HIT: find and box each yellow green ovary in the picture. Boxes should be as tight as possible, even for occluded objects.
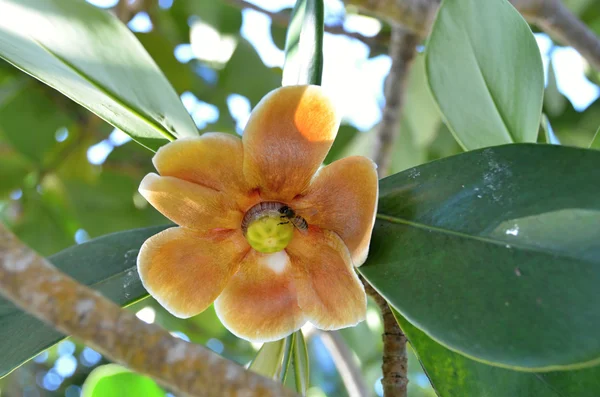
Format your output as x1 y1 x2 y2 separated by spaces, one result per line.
246 215 295 253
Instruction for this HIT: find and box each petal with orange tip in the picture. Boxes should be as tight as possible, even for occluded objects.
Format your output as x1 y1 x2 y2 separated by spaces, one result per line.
139 173 243 232
214 250 306 342
287 229 366 330
152 134 255 208
293 156 378 266
242 85 340 201
137 227 249 318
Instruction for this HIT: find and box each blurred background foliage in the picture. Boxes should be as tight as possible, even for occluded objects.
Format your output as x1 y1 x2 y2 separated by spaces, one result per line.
0 0 599 396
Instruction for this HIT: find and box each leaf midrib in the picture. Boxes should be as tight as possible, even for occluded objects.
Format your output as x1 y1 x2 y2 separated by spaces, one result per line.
32 39 177 141
375 212 593 264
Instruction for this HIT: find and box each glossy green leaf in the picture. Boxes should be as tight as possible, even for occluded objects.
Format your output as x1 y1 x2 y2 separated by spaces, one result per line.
249 338 288 379
0 225 169 378
292 331 310 394
360 144 600 370
282 0 324 86
426 0 544 149
394 309 600 397
0 0 197 151
591 126 600 149
82 364 166 397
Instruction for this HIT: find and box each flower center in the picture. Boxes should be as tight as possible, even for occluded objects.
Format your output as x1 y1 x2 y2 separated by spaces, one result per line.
241 202 296 253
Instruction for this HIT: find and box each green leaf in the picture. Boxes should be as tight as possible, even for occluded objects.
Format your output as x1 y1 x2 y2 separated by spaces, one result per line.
394 309 600 397
280 334 295 383
0 225 169 378
425 0 544 149
0 83 70 163
543 59 567 117
292 331 310 394
249 339 287 379
82 364 166 397
0 151 31 197
282 0 324 86
360 144 600 371
0 0 197 151
403 54 441 148
590 126 600 149
539 114 560 145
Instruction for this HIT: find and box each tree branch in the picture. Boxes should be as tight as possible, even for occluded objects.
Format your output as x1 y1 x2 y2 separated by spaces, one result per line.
372 27 420 176
365 26 419 397
0 224 297 397
345 0 600 71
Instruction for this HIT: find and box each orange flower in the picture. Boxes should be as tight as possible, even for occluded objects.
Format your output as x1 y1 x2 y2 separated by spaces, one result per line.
137 85 378 342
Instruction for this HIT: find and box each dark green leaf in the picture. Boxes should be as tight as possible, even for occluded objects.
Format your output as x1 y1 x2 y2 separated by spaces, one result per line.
0 225 169 378
590 126 600 149
0 0 197 151
82 364 166 397
394 309 600 397
360 144 600 370
426 0 544 149
282 0 324 86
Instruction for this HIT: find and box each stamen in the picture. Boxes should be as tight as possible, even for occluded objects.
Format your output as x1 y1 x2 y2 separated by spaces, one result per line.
242 202 297 253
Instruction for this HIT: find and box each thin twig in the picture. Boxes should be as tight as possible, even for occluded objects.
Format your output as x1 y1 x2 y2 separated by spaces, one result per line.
533 0 600 70
365 26 419 397
372 27 420 176
113 0 148 23
0 224 297 397
345 0 600 71
318 330 369 397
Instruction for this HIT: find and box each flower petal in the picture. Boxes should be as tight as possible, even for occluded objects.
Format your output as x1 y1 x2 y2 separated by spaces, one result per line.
152 134 256 209
242 85 340 201
138 227 248 318
287 229 367 330
139 173 243 232
214 249 305 342
293 156 378 266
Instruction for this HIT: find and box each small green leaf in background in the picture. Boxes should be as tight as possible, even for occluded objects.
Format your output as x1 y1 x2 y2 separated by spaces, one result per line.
403 54 442 149
0 0 198 151
292 330 310 394
426 0 544 149
540 114 560 144
282 0 324 86
82 364 166 397
0 225 169 378
360 144 600 371
249 339 287 379
0 84 70 163
543 59 568 117
393 309 600 397
590 126 600 149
